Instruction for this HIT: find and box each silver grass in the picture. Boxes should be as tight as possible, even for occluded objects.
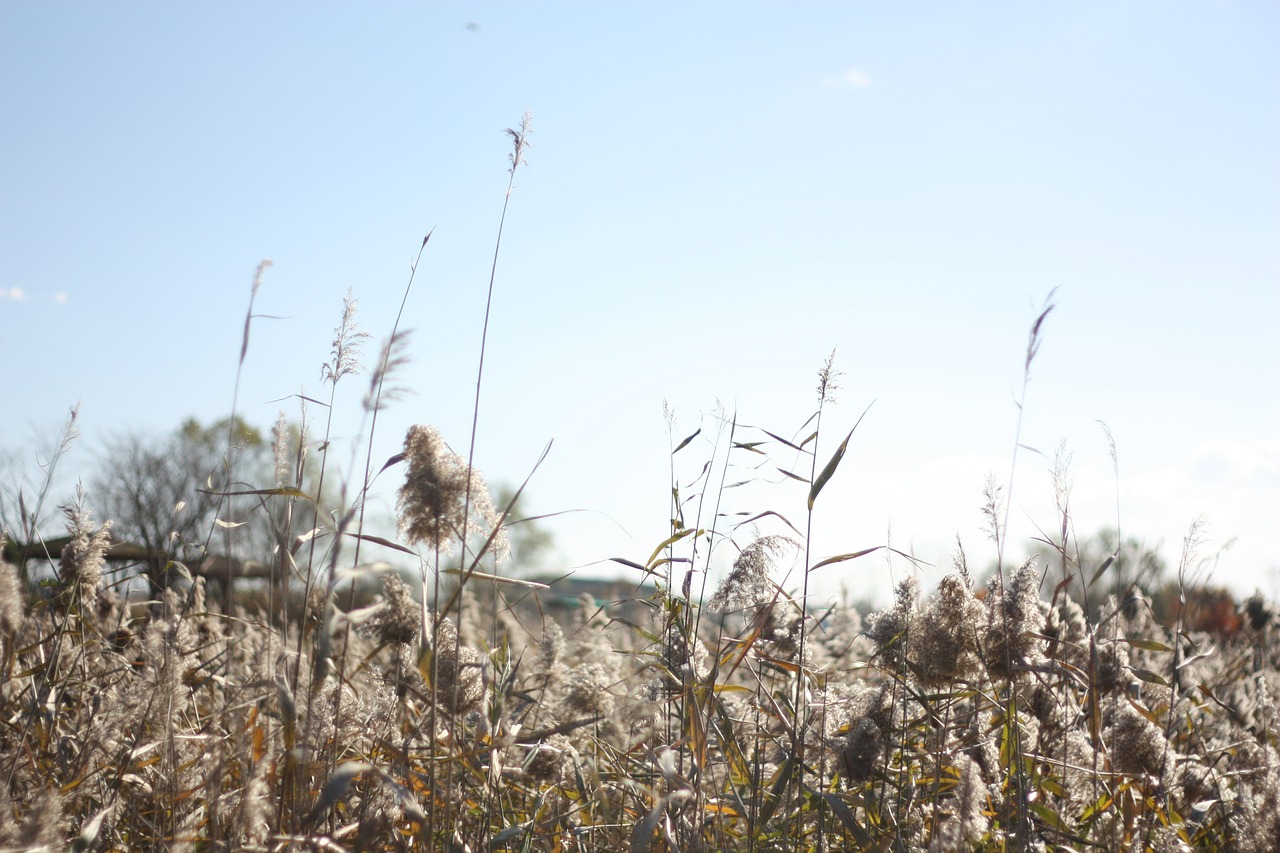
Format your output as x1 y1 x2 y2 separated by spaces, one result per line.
371 573 419 647
430 612 484 714
709 535 795 613
915 573 984 685
982 557 1047 679
396 424 507 561
321 287 371 385
0 550 23 639
865 575 919 675
58 491 111 608
1107 700 1169 778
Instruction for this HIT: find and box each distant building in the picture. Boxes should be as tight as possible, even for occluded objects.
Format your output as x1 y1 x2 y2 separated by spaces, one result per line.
523 573 659 627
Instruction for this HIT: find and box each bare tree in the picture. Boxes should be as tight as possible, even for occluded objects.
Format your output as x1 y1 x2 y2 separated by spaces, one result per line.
1038 527 1166 619
93 416 275 593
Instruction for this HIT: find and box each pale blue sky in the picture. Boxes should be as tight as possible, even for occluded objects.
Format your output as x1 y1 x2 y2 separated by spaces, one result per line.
3 3 1277 603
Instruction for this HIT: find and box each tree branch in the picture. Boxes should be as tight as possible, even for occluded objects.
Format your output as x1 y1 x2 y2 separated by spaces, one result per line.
2 536 272 580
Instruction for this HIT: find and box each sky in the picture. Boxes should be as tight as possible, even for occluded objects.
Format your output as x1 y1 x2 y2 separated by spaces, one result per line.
2 2 1277 607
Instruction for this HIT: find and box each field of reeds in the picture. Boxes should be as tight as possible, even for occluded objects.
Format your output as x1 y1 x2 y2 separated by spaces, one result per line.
2 118 1278 852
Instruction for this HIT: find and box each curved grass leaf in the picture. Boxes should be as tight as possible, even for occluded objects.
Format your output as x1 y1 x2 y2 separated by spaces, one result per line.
758 428 808 454
809 546 883 571
70 806 111 853
807 401 873 510
672 428 701 454
1132 667 1170 688
1124 637 1173 653
753 751 797 834
378 451 406 476
442 567 548 589
731 510 803 538
645 528 697 569
815 790 873 848
1088 552 1117 588
306 761 371 827
630 797 666 853
200 486 315 502
342 530 415 556
810 545 928 572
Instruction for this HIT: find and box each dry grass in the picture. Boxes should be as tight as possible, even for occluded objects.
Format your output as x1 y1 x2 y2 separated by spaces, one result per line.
1 120 1277 852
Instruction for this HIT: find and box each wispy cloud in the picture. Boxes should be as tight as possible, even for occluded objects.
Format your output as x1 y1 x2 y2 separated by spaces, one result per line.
824 68 872 89
843 69 872 88
1189 438 1280 482
0 287 71 304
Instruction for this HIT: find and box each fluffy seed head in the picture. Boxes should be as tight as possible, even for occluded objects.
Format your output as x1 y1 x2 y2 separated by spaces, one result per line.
841 717 884 785
1109 701 1169 778
507 111 533 173
364 330 413 413
373 573 420 647
865 576 919 674
816 348 842 404
562 662 614 718
1043 596 1090 670
0 550 23 638
59 493 111 607
710 536 794 612
429 613 484 714
915 573 984 684
983 558 1047 679
927 754 990 851
396 425 507 560
322 288 371 385
270 410 291 487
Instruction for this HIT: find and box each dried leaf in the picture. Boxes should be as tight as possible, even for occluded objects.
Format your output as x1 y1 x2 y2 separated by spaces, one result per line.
306 761 372 827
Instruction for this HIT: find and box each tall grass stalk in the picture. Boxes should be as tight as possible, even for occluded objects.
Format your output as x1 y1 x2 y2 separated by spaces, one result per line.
12 404 80 582
211 259 273 615
790 349 840 848
456 110 532 599
993 287 1056 847
1 407 79 792
425 111 531 847
288 289 371 688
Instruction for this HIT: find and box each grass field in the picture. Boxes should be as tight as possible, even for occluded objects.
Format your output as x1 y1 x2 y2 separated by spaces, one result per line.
2 119 1276 852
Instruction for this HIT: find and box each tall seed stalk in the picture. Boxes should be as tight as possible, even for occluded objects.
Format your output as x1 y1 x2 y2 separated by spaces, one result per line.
994 287 1057 848
426 111 532 848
